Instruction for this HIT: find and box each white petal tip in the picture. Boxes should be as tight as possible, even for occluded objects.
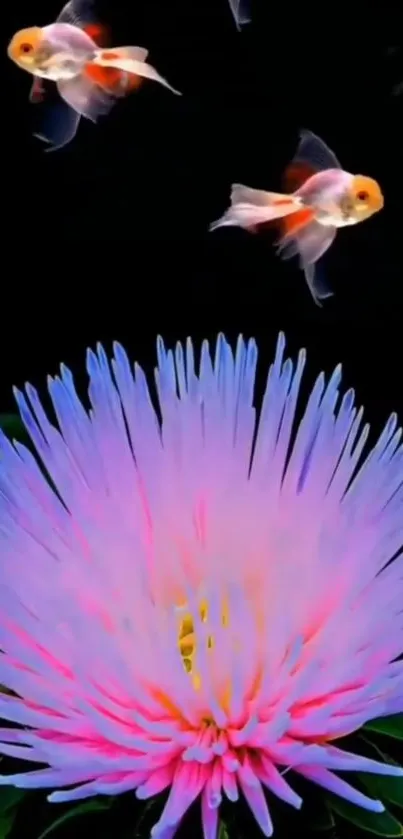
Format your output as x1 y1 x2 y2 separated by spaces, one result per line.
47 793 62 803
385 766 403 776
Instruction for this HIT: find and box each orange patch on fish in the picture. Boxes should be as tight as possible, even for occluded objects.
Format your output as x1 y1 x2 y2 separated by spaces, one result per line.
272 198 296 207
283 161 317 193
84 63 143 94
101 50 119 61
30 77 45 103
83 23 110 47
84 62 121 88
126 74 143 91
281 207 315 237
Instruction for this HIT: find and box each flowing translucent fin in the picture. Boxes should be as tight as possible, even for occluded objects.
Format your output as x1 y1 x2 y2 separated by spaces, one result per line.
277 219 336 305
294 129 342 173
210 184 302 231
57 0 95 26
228 0 251 29
92 48 181 95
57 74 115 120
32 97 81 151
57 0 110 46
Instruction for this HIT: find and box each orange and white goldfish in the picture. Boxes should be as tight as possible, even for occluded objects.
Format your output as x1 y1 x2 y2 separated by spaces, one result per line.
7 0 181 151
210 130 384 305
228 0 251 29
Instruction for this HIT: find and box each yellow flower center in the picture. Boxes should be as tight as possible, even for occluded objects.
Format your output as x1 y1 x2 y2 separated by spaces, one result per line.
177 598 229 692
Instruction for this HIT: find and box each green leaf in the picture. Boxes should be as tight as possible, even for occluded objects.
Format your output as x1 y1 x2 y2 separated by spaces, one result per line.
0 788 26 814
218 819 230 839
37 799 111 839
326 793 403 836
0 414 27 443
364 716 403 741
360 774 403 811
0 812 16 839
307 800 335 831
0 789 27 839
356 737 403 809
134 799 161 837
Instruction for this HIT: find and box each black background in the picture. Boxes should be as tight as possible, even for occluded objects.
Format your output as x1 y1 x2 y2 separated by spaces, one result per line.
2 0 403 437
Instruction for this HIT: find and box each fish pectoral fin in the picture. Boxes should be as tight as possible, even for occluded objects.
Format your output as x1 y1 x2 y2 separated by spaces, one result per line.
29 77 46 104
277 219 336 305
57 74 115 120
32 97 81 152
296 220 336 264
277 218 335 263
304 263 335 307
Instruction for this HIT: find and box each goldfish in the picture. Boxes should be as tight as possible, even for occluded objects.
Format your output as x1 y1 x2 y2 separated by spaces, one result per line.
228 0 251 29
7 0 181 152
210 130 384 305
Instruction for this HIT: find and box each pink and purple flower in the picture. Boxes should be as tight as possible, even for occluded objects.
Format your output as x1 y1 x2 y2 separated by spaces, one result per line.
0 333 402 839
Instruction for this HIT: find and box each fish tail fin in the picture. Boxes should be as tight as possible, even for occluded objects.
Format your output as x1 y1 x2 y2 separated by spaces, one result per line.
210 183 302 232
93 46 149 66
91 47 181 95
83 63 141 96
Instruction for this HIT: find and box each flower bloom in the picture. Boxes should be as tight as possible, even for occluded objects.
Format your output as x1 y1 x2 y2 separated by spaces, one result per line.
0 333 402 839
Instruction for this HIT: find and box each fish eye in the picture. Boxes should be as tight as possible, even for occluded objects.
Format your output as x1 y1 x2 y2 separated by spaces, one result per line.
20 42 33 54
357 190 369 202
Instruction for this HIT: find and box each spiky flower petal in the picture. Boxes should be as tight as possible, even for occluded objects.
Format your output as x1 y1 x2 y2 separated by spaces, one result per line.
0 334 402 839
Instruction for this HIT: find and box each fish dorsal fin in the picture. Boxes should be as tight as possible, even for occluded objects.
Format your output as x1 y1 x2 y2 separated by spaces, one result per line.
283 162 317 193
295 129 342 172
283 129 342 193
57 0 94 27
57 0 110 45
